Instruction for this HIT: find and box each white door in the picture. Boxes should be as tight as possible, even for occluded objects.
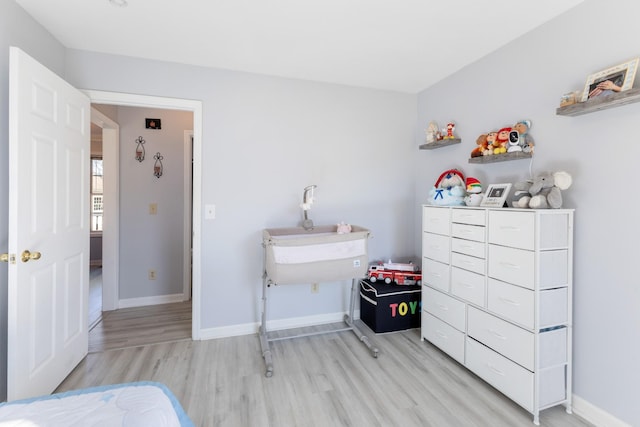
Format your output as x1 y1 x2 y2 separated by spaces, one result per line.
7 47 90 400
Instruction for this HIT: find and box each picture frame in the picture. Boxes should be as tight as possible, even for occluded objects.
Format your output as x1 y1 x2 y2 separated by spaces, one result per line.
145 118 161 129
480 183 512 208
581 58 639 102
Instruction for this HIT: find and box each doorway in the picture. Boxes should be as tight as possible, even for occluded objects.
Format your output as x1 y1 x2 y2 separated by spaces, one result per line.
86 91 203 339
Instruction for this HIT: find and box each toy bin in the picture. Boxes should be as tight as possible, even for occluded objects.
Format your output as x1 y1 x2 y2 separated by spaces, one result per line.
359 279 421 333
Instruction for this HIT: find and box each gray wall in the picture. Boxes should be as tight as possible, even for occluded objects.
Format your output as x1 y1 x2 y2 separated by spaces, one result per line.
0 0 68 402
414 0 638 425
114 106 191 300
64 51 418 327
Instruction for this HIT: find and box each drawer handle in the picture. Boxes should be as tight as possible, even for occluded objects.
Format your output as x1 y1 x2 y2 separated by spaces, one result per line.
436 303 449 311
432 273 442 278
488 329 507 340
500 226 521 232
487 363 506 376
435 330 448 339
461 260 475 265
460 282 474 289
499 297 520 306
499 261 520 269
460 244 473 249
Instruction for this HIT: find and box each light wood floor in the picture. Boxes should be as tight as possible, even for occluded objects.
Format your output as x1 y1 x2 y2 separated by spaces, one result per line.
88 300 192 353
58 317 593 427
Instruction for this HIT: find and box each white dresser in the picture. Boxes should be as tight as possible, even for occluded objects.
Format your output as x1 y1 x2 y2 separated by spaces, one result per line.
421 205 573 425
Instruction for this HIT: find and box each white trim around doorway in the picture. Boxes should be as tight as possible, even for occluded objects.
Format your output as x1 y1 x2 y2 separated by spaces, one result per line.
84 90 203 340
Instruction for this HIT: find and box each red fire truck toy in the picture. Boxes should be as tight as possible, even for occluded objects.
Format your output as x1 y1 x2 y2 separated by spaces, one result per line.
368 261 421 286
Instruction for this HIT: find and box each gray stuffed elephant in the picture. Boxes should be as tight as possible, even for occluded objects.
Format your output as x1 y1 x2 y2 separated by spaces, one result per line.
513 171 572 209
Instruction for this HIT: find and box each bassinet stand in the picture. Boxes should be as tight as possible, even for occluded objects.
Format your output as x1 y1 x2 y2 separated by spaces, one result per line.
259 273 379 378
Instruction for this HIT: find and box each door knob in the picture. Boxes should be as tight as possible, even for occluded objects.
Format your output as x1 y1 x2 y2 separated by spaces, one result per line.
1 253 9 263
21 250 42 263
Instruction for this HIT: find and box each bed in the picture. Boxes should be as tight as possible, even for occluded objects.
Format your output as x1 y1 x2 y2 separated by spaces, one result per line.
0 381 194 426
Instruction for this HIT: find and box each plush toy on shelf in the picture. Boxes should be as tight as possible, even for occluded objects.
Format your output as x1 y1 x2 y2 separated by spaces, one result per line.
512 171 572 209
425 121 439 144
471 134 488 158
493 127 511 154
428 168 466 206
444 122 456 139
484 131 497 155
512 119 535 153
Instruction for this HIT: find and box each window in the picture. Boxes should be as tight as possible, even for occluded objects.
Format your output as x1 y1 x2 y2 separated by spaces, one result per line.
91 158 103 231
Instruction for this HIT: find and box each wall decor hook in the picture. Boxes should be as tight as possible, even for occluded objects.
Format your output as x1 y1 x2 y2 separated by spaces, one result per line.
153 152 164 178
134 136 145 162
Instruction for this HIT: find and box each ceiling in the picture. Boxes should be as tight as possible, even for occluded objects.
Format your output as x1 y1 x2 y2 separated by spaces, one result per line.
16 0 583 93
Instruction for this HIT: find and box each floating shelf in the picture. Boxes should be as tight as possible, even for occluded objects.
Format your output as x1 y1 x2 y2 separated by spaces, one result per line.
468 152 533 164
556 87 640 116
419 138 461 150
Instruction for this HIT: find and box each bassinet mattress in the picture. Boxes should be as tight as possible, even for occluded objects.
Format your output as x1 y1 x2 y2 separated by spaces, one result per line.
0 381 194 427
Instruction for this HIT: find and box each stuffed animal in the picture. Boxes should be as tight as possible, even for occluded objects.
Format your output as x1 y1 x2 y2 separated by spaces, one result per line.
428 169 466 206
471 134 488 158
464 177 483 206
425 121 439 144
493 127 511 154
512 120 535 153
444 122 456 139
484 131 497 155
513 171 572 209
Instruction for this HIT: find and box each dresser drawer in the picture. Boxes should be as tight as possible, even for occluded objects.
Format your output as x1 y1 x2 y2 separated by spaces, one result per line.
488 211 535 250
422 258 449 292
451 223 485 243
452 252 485 275
452 238 485 259
452 208 486 226
423 206 450 235
422 312 465 364
451 268 485 306
423 232 450 264
465 337 534 412
468 306 534 370
488 245 534 290
487 279 534 329
423 286 466 332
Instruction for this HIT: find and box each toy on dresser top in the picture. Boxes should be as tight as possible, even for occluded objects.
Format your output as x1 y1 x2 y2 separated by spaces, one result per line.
427 169 466 206
512 171 572 209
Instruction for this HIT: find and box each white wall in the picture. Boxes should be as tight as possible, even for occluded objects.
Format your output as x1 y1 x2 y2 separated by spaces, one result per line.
414 0 638 425
64 50 418 328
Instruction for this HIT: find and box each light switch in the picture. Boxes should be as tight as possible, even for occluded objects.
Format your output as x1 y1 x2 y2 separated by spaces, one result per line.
205 204 216 220
149 203 157 215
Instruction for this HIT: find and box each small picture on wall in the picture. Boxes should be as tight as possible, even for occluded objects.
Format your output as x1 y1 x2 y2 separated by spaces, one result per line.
145 118 161 129
581 58 639 101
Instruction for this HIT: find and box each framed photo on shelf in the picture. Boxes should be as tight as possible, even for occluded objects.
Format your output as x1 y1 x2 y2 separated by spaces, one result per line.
480 183 512 208
580 58 639 102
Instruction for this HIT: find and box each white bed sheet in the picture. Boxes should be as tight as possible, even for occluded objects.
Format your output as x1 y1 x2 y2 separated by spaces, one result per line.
0 381 194 427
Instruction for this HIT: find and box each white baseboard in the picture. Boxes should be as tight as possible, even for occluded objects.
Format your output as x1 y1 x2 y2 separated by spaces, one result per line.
572 394 632 427
118 293 187 309
197 310 360 341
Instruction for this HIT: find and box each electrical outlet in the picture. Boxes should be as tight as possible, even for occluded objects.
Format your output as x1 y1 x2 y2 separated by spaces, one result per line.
311 283 319 293
149 269 156 280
